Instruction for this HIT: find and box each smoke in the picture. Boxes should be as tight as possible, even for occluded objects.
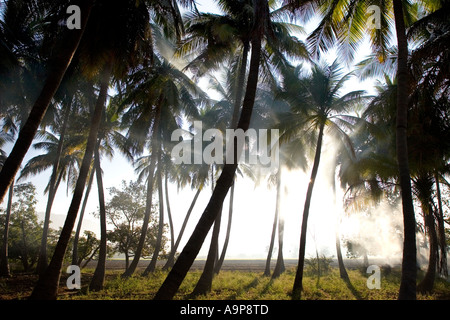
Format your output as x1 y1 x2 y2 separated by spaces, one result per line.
340 200 404 266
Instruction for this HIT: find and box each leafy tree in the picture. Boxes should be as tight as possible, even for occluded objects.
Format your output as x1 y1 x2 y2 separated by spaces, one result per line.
0 183 41 272
105 180 168 270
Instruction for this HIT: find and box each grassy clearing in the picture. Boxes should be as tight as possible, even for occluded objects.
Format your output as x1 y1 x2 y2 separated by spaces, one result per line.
57 266 450 300
2 265 450 300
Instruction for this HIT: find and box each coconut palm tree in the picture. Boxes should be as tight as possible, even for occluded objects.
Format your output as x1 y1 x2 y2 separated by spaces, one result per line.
30 0 153 300
120 55 207 278
275 60 364 299
289 0 424 299
154 0 271 300
0 0 93 206
18 121 84 274
89 99 134 291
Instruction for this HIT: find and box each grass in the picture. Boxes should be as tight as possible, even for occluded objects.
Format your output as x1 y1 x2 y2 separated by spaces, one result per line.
2 264 450 300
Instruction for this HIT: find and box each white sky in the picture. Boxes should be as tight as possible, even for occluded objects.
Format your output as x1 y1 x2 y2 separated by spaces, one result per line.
2 0 398 261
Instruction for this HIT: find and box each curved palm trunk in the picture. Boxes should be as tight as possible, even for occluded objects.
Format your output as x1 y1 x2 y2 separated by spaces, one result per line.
143 158 165 275
162 188 201 270
154 0 265 300
393 0 417 300
292 122 325 300
215 182 235 274
0 0 93 205
72 165 95 266
29 63 111 300
36 102 72 276
272 169 285 279
89 143 107 291
122 97 163 278
0 182 14 277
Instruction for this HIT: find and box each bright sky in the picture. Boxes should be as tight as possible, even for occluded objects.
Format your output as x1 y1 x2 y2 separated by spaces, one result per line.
2 0 402 261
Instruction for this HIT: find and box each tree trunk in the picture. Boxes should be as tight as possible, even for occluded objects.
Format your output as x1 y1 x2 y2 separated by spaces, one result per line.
36 101 72 276
336 217 349 281
418 203 438 293
20 220 29 272
231 40 250 129
0 0 93 205
162 188 201 270
0 182 14 277
165 174 175 254
393 0 417 300
264 179 279 277
153 0 266 300
72 165 95 266
292 121 325 300
215 182 235 274
29 63 110 300
332 169 349 281
122 96 163 278
434 173 448 278
89 143 107 291
143 157 165 275
191 206 222 297
272 169 285 279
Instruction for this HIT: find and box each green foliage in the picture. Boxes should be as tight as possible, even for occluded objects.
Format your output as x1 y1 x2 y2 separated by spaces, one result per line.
50 266 450 300
105 180 169 263
0 183 41 272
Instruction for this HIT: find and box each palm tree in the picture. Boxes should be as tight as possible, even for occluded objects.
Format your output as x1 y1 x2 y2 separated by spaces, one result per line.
291 0 422 299
275 60 364 299
90 100 133 291
0 0 93 205
154 0 270 300
120 55 206 278
30 0 153 299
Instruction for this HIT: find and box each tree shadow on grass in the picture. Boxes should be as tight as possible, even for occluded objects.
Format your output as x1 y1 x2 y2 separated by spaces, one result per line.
226 277 260 300
343 277 363 300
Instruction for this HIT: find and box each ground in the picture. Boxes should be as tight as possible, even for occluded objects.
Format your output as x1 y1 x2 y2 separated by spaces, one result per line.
1 259 449 300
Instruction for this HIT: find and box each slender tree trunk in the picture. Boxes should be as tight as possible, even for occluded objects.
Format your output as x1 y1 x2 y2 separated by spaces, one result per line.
0 182 14 277
393 0 417 300
264 179 279 277
163 188 201 270
215 182 234 274
434 173 448 278
122 96 163 278
36 101 72 276
272 169 285 279
191 206 222 297
335 215 349 281
418 203 438 293
20 220 29 272
72 165 95 266
292 122 325 300
154 0 266 300
144 158 165 275
29 63 111 300
0 0 93 205
165 175 174 254
89 143 107 291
